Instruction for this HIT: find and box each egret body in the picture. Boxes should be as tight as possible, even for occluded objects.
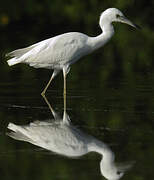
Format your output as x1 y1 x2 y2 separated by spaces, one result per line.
6 8 139 96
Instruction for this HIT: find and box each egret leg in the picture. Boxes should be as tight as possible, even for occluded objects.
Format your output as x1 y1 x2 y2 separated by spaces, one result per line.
42 94 54 114
42 94 61 120
63 106 70 125
41 69 60 96
41 75 53 96
63 68 67 111
62 70 70 125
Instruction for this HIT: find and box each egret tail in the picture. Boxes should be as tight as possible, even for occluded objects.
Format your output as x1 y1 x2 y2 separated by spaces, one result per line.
7 57 22 66
7 123 32 142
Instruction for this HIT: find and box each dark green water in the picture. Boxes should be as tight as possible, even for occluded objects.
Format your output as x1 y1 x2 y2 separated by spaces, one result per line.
0 66 154 180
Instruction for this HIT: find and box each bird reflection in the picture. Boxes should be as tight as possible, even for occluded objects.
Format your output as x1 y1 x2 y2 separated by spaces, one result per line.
7 96 133 180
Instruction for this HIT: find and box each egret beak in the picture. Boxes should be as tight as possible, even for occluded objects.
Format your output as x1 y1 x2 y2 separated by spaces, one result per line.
119 16 141 29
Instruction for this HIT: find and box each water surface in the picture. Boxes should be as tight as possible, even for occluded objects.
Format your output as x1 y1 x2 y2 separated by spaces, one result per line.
0 69 154 180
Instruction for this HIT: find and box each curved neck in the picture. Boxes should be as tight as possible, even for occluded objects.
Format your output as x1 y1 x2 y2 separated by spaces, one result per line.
88 23 114 51
88 139 115 162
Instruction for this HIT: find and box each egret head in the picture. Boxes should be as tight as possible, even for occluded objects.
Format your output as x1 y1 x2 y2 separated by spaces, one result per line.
100 8 140 29
100 157 134 180
100 159 124 180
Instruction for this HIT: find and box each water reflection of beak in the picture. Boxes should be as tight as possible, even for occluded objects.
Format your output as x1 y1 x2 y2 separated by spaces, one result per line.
119 16 141 29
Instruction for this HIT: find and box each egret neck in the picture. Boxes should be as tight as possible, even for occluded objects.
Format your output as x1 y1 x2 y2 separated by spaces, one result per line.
88 138 115 162
89 23 114 51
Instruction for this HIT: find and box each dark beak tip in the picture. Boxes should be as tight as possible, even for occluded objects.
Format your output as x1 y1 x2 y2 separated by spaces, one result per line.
134 24 141 30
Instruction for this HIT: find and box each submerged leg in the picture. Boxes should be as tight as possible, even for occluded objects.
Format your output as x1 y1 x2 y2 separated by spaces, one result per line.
63 106 70 125
42 94 54 114
42 94 60 120
42 91 70 124
41 69 60 96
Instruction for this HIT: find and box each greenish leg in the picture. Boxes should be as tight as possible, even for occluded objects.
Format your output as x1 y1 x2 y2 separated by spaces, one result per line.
41 69 60 96
63 68 67 111
41 75 53 96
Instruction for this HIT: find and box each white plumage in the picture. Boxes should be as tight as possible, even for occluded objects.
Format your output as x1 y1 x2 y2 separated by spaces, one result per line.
6 8 139 96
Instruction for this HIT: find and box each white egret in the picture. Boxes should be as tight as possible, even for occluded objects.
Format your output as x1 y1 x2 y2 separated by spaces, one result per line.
6 8 139 96
7 97 133 180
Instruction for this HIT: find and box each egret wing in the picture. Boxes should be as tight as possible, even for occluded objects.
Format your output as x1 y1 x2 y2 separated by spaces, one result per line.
24 32 90 68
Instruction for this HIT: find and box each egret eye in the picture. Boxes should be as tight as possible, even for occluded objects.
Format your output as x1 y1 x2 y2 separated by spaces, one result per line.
117 171 122 175
116 14 120 18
